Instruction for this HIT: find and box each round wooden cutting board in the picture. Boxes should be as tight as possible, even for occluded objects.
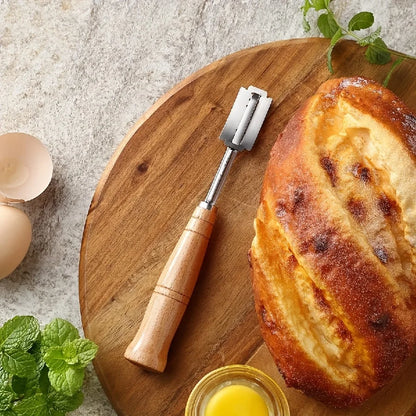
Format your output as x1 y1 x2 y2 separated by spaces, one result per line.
79 38 416 416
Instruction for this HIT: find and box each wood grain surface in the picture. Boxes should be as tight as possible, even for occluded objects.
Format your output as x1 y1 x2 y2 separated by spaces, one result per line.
124 205 218 373
79 38 416 416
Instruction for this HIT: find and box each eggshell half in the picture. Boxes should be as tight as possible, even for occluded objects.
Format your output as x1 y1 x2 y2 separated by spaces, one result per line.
0 205 32 279
0 133 53 203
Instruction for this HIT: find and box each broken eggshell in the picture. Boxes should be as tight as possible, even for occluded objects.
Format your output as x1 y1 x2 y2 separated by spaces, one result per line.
0 205 32 279
0 132 53 203
0 132 53 279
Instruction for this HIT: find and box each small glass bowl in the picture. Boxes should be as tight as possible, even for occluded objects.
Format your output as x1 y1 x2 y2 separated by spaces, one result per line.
185 365 290 416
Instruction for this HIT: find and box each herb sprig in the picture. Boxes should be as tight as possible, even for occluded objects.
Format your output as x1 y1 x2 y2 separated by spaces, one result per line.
0 316 98 415
302 0 416 84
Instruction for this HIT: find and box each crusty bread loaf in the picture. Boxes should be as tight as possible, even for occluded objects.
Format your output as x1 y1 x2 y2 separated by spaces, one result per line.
250 77 416 407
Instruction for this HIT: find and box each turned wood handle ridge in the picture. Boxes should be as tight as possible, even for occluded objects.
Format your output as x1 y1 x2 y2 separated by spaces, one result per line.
124 204 217 372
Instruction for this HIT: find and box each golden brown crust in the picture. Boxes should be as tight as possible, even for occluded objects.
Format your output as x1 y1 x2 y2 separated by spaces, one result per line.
250 77 416 407
317 78 416 159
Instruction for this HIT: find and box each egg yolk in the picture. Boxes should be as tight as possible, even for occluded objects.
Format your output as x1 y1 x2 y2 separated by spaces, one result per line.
205 384 269 416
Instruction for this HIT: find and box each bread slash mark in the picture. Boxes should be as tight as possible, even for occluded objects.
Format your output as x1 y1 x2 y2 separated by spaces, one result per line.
352 163 371 183
347 198 367 223
320 156 337 187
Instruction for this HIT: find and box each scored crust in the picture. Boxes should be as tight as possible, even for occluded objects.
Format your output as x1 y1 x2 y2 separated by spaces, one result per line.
250 77 416 407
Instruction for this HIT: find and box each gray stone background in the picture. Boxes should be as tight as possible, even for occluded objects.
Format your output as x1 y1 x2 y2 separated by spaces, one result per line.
0 1 415 414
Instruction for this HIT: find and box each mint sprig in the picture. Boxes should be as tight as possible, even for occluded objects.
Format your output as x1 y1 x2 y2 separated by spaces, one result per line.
0 316 97 415
302 0 416 85
0 317 40 352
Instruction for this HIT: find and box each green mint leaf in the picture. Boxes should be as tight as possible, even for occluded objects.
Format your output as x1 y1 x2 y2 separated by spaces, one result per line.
303 18 311 32
0 316 40 352
317 12 340 38
358 26 381 46
24 375 39 398
48 367 84 397
49 410 65 416
327 28 344 73
311 0 326 10
62 343 77 365
11 376 27 395
41 319 79 351
365 37 391 64
43 347 67 373
38 367 50 396
348 11 374 31
63 339 97 368
0 366 9 387
1 350 37 378
12 371 40 398
0 386 15 411
48 390 83 412
301 0 312 32
28 340 44 373
12 392 48 416
44 339 97 372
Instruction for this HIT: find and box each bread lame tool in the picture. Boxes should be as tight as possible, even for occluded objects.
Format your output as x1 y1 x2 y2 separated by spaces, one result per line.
124 86 272 372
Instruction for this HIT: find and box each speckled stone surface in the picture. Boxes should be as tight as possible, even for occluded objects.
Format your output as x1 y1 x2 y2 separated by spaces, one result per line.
0 1 415 414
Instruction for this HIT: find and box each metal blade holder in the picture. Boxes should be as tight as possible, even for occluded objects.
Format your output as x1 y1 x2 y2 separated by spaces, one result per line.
200 86 272 209
124 86 272 372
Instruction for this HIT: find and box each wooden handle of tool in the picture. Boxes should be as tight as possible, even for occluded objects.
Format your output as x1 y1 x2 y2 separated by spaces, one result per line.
124 204 217 372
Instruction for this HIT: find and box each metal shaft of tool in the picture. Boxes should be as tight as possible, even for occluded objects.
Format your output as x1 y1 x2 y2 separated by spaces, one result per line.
200 92 261 210
200 147 237 209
